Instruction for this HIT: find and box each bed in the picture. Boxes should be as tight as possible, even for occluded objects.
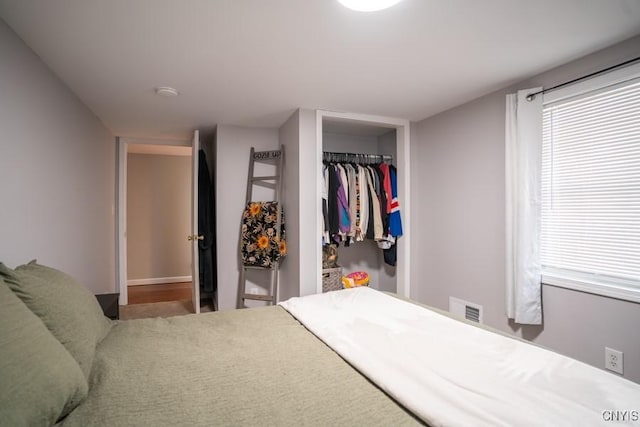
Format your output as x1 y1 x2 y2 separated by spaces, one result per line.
2 261 639 427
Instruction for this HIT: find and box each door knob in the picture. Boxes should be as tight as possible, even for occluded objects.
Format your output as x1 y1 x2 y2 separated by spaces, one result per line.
187 235 204 241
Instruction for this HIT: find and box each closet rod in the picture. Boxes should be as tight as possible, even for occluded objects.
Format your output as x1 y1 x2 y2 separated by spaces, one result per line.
526 55 640 101
323 151 392 163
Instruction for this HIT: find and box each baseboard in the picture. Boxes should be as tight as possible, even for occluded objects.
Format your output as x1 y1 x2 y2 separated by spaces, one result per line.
127 276 192 286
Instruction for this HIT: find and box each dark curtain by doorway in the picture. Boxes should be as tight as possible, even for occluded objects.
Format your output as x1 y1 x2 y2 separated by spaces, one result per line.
198 150 217 294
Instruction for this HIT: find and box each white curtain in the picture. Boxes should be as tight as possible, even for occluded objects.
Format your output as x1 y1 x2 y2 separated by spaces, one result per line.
505 88 543 325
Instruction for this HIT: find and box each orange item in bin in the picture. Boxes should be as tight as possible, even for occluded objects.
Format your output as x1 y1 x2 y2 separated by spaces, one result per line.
342 271 370 288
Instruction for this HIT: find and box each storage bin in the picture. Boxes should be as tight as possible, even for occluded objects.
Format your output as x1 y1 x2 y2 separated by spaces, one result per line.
322 267 343 293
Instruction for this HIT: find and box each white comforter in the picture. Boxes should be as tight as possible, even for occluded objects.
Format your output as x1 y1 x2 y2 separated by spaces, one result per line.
280 287 640 427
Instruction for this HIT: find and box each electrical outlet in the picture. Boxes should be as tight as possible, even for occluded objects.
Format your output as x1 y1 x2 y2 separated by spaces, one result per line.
605 347 623 375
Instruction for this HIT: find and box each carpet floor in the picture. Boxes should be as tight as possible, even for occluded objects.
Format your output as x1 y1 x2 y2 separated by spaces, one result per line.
119 299 215 320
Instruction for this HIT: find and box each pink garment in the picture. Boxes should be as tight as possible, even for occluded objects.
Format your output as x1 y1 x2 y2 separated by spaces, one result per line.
379 163 392 214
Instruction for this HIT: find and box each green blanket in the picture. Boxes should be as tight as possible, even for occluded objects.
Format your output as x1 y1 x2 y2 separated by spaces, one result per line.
61 306 422 426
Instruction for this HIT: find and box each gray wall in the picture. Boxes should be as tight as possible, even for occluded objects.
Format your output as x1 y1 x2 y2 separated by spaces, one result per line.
297 109 320 297
0 19 115 294
323 132 378 153
215 125 280 310
411 35 640 383
126 153 191 281
278 108 320 300
278 111 301 302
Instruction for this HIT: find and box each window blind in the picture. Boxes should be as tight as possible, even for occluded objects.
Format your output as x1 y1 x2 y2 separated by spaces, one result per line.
541 77 640 288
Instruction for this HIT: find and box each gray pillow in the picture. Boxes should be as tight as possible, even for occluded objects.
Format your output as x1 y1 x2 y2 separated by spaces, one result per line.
0 261 112 378
0 277 88 425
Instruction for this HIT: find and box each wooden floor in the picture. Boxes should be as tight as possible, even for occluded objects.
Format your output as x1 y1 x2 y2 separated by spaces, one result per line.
128 282 192 305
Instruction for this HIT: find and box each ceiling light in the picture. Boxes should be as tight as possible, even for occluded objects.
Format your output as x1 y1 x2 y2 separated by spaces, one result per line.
337 0 403 12
155 86 179 97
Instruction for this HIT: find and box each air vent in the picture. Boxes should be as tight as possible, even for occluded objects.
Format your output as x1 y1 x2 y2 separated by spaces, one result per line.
465 305 481 323
449 297 483 323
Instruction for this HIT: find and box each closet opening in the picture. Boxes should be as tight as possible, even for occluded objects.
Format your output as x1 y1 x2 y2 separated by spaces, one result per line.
317 112 410 297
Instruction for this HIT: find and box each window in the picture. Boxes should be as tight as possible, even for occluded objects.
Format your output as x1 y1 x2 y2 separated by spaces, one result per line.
541 71 640 302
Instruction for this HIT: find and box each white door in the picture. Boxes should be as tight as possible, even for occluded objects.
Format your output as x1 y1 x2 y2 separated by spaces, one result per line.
190 130 201 314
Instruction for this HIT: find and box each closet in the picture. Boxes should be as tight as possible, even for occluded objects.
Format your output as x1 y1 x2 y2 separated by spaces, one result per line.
320 117 404 294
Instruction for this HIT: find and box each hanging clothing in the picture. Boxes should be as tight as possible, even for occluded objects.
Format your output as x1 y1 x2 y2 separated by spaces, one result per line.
382 165 403 267
364 167 375 241
335 164 351 237
365 167 383 241
388 165 403 238
240 201 286 269
321 165 330 245
372 164 389 237
345 164 358 240
357 165 369 241
327 164 340 242
378 163 393 217
320 155 403 267
198 150 217 293
383 243 397 267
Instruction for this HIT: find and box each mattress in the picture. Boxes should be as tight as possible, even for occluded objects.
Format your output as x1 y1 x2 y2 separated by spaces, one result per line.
281 287 640 426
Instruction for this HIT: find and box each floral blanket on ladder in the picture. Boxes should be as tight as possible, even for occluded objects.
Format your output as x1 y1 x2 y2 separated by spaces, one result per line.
240 201 286 268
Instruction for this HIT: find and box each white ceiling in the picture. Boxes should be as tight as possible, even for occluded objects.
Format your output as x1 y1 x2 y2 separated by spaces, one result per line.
1 0 640 140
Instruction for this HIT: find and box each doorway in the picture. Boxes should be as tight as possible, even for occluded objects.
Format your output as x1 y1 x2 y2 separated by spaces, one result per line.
116 137 193 308
116 133 218 315
125 144 192 305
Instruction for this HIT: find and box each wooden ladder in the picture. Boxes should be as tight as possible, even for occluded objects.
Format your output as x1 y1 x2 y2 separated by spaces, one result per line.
237 146 284 308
